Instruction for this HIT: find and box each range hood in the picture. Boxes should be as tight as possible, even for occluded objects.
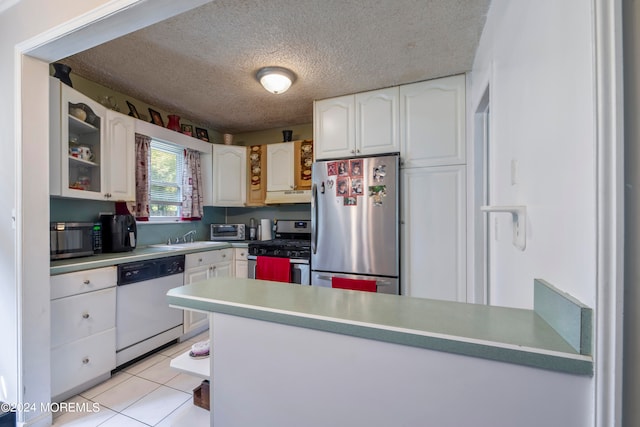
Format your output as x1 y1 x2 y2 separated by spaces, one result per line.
264 189 311 204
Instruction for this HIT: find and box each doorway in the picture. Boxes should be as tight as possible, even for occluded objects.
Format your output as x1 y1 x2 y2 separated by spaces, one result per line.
472 85 490 304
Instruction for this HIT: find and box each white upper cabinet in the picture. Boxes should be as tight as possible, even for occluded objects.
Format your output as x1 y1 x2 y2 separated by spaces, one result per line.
211 144 247 206
50 78 135 201
313 94 355 159
314 88 399 160
355 87 400 156
266 142 295 191
104 110 135 201
400 74 466 168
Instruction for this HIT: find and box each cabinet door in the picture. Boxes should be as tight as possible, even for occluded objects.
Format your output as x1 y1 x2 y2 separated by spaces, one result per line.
356 87 400 156
183 265 210 334
401 166 466 301
400 75 466 168
212 145 247 206
235 261 248 279
267 142 294 191
105 110 135 201
211 260 233 278
313 95 355 160
57 82 107 200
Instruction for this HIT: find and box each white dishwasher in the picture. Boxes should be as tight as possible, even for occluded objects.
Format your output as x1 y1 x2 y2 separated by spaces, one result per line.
116 255 185 367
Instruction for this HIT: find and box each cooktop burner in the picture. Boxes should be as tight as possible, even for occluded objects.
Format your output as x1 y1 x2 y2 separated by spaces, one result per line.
248 220 311 259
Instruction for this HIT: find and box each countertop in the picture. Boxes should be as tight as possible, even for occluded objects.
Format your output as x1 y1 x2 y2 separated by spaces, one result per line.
167 278 593 376
50 241 249 275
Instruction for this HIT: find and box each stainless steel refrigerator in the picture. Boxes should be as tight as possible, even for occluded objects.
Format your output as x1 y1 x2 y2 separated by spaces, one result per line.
311 154 399 294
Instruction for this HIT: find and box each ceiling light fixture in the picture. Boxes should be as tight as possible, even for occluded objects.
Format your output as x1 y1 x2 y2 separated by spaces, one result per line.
256 66 296 94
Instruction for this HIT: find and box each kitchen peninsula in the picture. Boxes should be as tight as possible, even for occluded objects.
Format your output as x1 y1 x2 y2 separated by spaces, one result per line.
167 278 593 427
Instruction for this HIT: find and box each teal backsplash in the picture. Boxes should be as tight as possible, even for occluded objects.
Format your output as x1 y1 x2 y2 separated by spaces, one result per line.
49 198 309 245
50 198 226 245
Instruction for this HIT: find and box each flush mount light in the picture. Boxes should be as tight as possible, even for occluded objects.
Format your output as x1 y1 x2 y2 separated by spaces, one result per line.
256 66 296 94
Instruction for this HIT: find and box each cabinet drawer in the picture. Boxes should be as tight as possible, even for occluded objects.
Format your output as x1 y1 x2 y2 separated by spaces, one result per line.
234 247 248 261
51 287 116 348
186 249 233 269
51 266 117 300
51 328 116 398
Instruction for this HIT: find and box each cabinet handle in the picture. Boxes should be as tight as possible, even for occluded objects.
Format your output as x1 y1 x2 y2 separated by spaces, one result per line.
198 258 203 262
82 357 90 365
222 254 226 258
356 149 361 153
212 266 216 270
82 312 90 319
351 149 355 154
83 280 90 285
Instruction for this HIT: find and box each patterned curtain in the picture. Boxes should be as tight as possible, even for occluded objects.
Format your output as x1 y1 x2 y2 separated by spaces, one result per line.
134 133 151 221
181 148 204 220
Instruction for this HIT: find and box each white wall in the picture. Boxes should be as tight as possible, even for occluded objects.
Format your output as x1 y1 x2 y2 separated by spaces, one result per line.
0 4 113 425
470 0 597 309
0 1 210 425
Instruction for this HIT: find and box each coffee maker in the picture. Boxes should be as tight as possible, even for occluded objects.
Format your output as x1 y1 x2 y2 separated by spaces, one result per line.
100 214 137 252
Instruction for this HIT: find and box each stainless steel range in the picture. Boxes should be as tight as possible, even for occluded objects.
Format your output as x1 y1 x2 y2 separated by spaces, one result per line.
248 220 311 285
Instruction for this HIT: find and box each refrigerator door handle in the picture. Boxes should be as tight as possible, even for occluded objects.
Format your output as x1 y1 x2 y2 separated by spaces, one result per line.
311 183 318 254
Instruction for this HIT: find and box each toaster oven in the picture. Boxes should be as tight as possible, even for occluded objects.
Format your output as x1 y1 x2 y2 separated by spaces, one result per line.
210 223 246 241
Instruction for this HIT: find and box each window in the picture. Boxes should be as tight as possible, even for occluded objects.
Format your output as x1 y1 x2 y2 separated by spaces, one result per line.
149 140 183 218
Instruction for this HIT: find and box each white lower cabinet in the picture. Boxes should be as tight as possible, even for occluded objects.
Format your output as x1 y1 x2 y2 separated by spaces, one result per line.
183 249 233 335
51 328 116 398
235 248 248 278
50 266 117 399
401 165 466 301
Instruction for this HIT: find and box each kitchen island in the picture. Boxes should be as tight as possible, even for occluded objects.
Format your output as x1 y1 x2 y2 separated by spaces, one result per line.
167 278 593 427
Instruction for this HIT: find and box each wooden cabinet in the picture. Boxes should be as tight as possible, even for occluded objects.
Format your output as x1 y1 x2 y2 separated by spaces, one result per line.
183 249 233 335
401 166 466 301
50 266 117 399
314 87 399 160
234 248 248 279
246 144 267 206
400 75 466 168
49 78 135 201
211 144 247 206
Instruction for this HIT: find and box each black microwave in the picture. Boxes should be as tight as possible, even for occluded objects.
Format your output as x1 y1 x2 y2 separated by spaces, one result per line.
50 222 102 260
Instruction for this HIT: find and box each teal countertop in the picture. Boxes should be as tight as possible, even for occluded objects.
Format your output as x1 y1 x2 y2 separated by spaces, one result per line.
50 241 249 275
167 278 593 376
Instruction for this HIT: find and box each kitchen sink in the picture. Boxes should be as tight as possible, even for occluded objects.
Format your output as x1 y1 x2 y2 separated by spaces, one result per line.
148 241 227 250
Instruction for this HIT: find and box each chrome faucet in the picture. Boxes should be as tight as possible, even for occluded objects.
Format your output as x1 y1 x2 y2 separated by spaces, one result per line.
182 229 197 243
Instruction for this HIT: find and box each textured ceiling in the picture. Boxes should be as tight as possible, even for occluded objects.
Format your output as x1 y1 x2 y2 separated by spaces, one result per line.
62 0 490 134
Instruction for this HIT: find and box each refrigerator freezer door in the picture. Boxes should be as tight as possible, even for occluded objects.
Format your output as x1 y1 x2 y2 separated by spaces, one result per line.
311 271 399 295
311 155 399 278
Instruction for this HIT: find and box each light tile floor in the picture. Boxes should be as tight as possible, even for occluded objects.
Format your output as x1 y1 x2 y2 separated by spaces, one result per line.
52 332 210 427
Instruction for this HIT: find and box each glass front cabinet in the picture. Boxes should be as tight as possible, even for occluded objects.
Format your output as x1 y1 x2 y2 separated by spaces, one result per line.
49 77 135 201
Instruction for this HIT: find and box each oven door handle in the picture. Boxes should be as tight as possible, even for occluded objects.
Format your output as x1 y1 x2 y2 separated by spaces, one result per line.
311 183 318 254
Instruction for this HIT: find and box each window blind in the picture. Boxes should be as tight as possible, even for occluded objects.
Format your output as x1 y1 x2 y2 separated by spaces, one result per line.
150 140 183 207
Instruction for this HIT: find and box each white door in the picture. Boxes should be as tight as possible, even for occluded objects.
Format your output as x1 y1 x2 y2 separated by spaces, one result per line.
356 87 400 156
267 142 294 191
212 145 246 206
400 75 466 168
105 110 135 201
313 95 355 160
183 265 210 334
401 166 466 301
